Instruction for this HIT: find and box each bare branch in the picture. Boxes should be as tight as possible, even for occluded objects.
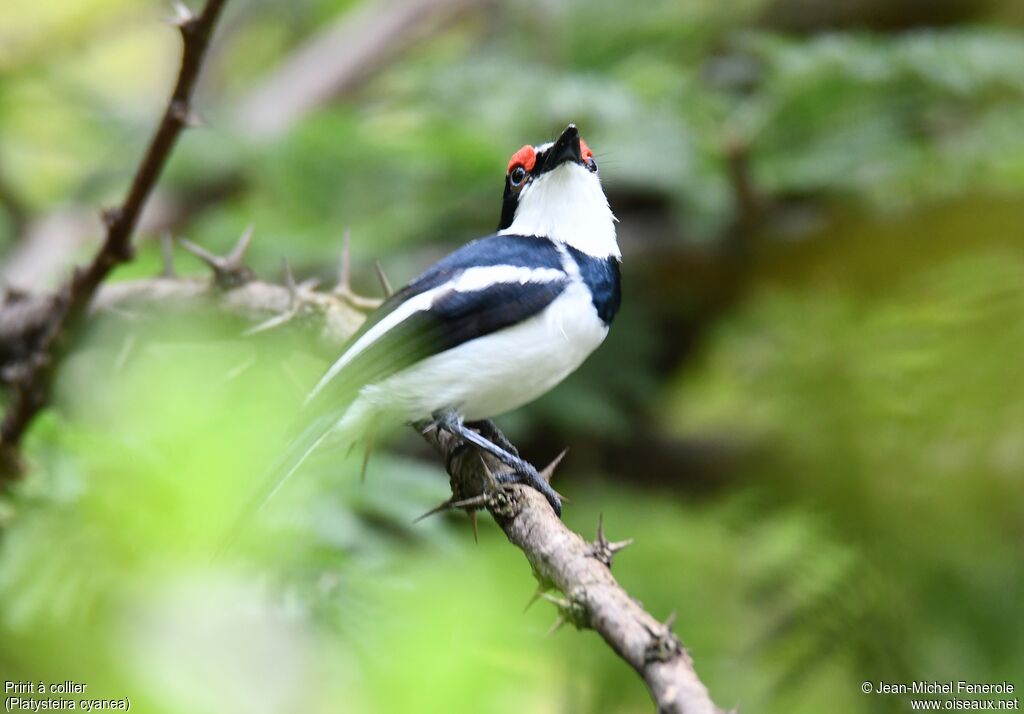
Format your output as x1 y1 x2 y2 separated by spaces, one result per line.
0 270 367 381
0 0 230 479
422 427 727 714
1 175 245 293
235 0 486 138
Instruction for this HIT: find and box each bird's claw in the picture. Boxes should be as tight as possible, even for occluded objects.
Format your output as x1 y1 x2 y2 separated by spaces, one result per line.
430 409 564 517
490 463 563 517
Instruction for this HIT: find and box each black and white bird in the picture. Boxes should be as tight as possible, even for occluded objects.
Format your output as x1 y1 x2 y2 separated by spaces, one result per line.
272 124 620 517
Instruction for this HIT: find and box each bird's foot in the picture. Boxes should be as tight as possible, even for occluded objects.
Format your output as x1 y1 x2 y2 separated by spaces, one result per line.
431 410 563 517
466 419 520 458
490 462 562 517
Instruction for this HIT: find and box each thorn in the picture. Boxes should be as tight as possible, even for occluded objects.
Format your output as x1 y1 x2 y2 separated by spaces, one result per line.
523 583 547 613
468 509 478 543
282 258 297 296
538 586 588 633
589 513 634 568
412 493 488 524
664 611 678 631
374 260 393 297
538 448 568 484
178 227 255 289
243 260 314 335
479 458 500 490
168 98 205 129
609 538 634 555
113 335 136 373
171 1 200 36
228 225 255 265
178 236 219 265
642 611 684 663
243 310 292 336
449 494 489 510
545 615 567 637
250 258 320 332
222 356 256 382
413 498 454 524
541 592 571 609
171 0 195 25
159 233 175 277
333 229 384 310
360 432 374 484
336 228 352 293
475 457 528 517
169 99 191 125
100 206 121 229
183 108 204 128
336 285 383 310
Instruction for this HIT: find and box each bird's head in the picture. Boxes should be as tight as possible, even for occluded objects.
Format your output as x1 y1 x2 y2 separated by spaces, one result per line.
498 124 618 259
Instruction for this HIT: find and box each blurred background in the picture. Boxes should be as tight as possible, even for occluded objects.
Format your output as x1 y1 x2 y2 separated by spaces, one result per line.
1 0 1023 712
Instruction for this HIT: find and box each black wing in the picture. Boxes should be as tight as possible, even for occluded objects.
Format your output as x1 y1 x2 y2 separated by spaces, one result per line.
344 233 565 345
305 233 568 411
223 234 568 540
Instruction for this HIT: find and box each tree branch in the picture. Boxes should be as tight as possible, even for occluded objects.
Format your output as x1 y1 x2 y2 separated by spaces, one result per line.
0 238 727 712
0 1 728 704
2 0 477 292
421 428 727 714
0 174 245 292
0 0 229 480
235 0 486 138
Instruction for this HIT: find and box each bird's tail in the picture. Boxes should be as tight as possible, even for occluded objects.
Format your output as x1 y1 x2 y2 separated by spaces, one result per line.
216 410 342 557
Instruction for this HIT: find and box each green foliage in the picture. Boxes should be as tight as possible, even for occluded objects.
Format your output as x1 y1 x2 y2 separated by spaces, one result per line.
741 30 1024 206
2 0 1024 711
670 236 1024 701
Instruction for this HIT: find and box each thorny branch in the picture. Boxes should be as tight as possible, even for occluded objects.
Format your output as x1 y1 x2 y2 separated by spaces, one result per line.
0 233 727 713
0 0 229 480
3 0 472 290
0 0 728 702
420 431 727 714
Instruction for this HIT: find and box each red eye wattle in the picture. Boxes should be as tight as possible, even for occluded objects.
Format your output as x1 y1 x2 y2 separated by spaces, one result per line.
579 138 593 162
507 145 536 174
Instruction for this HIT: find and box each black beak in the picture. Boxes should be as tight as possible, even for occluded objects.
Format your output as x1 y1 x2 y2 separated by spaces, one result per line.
543 124 582 171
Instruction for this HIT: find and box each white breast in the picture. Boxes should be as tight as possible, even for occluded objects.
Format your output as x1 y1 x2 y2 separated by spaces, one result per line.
342 281 607 427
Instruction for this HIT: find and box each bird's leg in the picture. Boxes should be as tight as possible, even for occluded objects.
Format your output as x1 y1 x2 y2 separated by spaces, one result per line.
433 410 562 517
466 419 519 457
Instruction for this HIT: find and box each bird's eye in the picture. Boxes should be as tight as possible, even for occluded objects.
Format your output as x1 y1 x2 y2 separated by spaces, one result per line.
586 157 598 173
510 165 528 186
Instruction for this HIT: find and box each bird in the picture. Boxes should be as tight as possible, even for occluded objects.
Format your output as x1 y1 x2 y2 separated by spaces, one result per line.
266 124 619 518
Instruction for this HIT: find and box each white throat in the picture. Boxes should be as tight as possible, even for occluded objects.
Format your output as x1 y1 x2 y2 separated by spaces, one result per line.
500 163 619 258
